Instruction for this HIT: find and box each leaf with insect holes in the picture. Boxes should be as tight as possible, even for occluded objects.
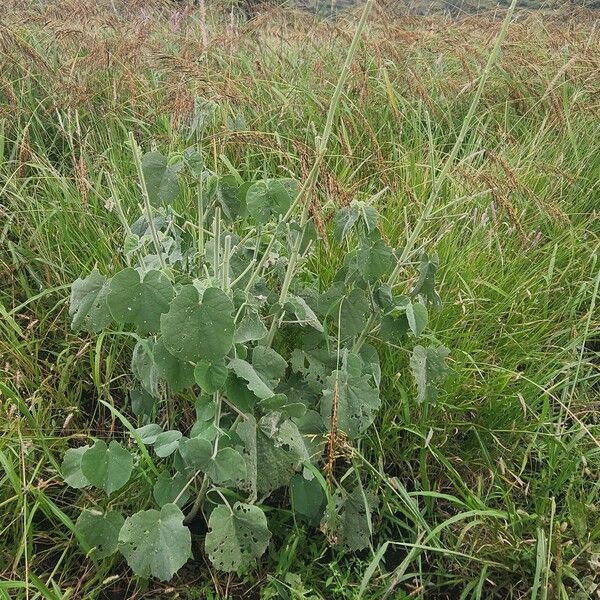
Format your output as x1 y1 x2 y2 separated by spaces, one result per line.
321 370 380 439
228 359 275 400
118 503 191 581
236 416 301 498
76 509 124 559
179 438 246 486
62 446 91 489
153 471 191 508
411 252 441 308
153 338 195 392
234 310 268 343
161 285 234 363
142 151 180 207
69 269 112 332
284 296 324 332
410 345 450 404
107 268 174 335
205 503 271 572
194 359 228 394
246 178 298 223
81 440 133 496
324 486 378 552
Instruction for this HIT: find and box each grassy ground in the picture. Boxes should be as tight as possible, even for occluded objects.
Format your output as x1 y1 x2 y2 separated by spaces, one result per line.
1 1 599 598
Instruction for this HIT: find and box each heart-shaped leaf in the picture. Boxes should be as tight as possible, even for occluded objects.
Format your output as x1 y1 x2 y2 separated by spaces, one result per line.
107 268 174 335
161 285 234 363
194 359 228 394
246 178 298 223
70 269 112 332
154 430 183 458
118 503 191 581
81 440 133 496
153 471 191 508
62 446 91 489
142 151 180 207
76 509 124 559
205 503 271 572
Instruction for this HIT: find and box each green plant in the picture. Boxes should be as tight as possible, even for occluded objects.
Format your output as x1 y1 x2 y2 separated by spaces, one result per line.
60 128 448 579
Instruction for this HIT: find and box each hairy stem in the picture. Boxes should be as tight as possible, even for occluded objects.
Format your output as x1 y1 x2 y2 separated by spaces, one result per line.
128 132 167 271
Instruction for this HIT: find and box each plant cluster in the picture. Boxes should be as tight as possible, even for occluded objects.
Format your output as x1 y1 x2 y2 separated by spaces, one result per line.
61 133 449 580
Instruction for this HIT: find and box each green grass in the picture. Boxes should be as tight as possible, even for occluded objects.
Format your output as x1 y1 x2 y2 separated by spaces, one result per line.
1 1 599 598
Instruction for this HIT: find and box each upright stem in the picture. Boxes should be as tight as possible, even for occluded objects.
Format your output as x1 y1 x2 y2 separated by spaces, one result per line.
263 0 375 347
353 0 518 353
128 132 167 270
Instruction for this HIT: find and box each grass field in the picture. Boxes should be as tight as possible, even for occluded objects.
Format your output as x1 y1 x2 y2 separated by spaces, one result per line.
1 1 599 598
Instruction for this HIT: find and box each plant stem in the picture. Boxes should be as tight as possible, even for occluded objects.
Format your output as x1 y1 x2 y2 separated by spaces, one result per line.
128 132 167 270
263 0 375 347
353 0 518 353
183 474 209 525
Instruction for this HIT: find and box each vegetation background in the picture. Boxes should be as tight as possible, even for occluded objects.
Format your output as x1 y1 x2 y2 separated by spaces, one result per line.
0 0 599 598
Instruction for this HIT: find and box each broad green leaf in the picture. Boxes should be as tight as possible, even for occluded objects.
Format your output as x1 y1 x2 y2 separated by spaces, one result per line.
132 340 160 398
246 178 298 223
179 438 246 486
284 296 324 332
258 394 307 419
130 388 156 420
161 285 234 363
411 252 442 308
76 509 124 559
81 440 134 496
356 234 394 281
321 370 381 439
324 486 378 552
225 373 259 413
154 338 195 392
69 269 112 332
228 358 274 400
118 503 191 581
252 346 287 384
207 448 247 486
340 288 369 338
205 503 271 572
154 430 183 458
134 423 163 445
153 471 191 508
107 268 174 335
194 359 228 394
62 446 91 489
236 415 301 498
406 301 428 337
234 310 268 343
409 345 450 404
290 474 326 524
179 436 212 470
142 151 180 207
